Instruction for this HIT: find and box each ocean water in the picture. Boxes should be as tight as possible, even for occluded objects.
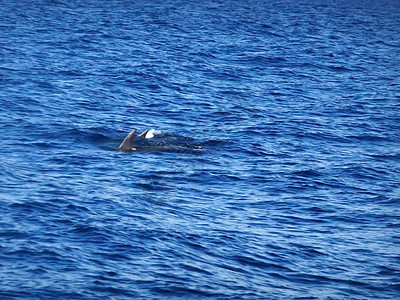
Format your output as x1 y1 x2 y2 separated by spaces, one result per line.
1 0 400 298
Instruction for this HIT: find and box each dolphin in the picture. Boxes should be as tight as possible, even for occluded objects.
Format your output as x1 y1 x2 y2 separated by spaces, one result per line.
118 129 138 152
118 129 204 153
118 129 168 152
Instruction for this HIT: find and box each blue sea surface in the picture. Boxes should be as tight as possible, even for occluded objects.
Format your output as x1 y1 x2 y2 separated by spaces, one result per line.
1 0 400 298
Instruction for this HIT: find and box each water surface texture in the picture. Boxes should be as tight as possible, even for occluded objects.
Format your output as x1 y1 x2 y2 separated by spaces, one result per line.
1 0 400 299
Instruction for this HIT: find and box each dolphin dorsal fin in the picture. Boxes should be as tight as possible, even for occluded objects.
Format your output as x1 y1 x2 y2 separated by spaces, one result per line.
118 129 137 152
138 130 149 138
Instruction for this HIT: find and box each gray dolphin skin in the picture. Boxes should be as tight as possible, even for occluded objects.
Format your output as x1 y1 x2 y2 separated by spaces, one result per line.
118 129 138 152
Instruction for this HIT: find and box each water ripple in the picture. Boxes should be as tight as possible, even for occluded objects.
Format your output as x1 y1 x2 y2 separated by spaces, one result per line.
1 0 400 299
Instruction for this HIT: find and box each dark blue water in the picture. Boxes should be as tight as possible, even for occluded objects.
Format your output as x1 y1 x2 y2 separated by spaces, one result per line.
1 0 400 298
